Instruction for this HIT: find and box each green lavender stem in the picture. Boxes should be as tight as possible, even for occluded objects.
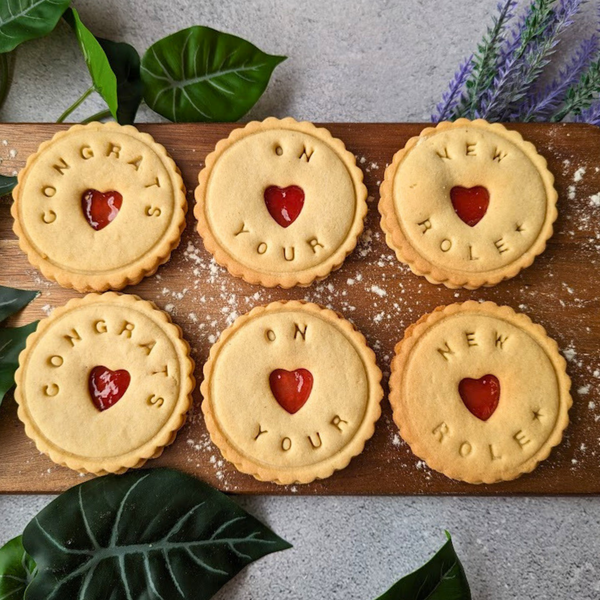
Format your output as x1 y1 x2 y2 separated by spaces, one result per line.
552 59 600 121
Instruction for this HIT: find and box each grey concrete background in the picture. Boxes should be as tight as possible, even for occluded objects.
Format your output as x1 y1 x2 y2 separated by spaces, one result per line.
1 0 600 598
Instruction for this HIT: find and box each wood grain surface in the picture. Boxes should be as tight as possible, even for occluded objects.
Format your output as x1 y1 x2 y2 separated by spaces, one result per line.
0 122 599 495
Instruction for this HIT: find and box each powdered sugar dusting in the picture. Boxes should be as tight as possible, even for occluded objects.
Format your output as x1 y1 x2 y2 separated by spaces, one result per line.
4 126 600 492
166 151 600 485
574 167 586 183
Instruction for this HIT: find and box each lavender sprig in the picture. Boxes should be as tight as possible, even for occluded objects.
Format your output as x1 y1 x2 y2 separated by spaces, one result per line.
455 0 517 119
479 0 580 121
467 0 556 119
431 0 600 124
574 99 600 124
552 58 600 120
501 0 556 66
431 56 473 122
521 35 599 120
501 0 583 119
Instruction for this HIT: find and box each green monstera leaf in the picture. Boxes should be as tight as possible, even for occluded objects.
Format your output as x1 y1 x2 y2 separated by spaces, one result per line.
0 174 16 197
0 285 38 406
0 53 11 110
141 26 285 122
375 533 471 600
23 468 292 600
0 0 71 53
0 286 38 323
0 321 38 406
0 535 36 600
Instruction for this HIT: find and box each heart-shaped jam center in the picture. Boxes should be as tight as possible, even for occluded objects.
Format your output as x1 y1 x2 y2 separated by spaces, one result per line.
89 366 131 412
459 374 500 421
450 186 490 227
264 185 305 228
269 368 313 414
82 189 123 231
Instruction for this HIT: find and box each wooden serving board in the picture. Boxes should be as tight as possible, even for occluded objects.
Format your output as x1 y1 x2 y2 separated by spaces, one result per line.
0 122 599 495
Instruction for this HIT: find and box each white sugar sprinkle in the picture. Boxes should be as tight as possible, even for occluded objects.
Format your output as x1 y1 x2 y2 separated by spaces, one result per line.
370 285 387 297
573 167 586 182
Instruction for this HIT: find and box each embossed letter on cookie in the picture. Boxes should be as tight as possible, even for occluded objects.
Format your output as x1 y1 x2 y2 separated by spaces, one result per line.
389 301 572 484
195 117 368 288
12 122 187 292
201 301 383 484
379 119 558 289
14 293 195 475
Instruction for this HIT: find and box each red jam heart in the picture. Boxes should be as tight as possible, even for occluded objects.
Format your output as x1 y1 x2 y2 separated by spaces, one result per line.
450 186 490 227
88 366 131 412
269 368 313 414
82 189 123 231
264 185 305 228
459 374 500 421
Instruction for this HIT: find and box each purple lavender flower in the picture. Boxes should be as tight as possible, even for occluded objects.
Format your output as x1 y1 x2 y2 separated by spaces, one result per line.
464 0 517 117
431 0 600 123
522 35 599 120
431 56 473 122
575 99 600 124
466 0 554 119
503 0 584 119
480 0 582 121
440 0 516 120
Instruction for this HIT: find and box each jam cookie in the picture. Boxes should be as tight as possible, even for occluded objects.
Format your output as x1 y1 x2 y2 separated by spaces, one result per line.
379 119 557 289
195 117 367 288
389 301 571 484
201 301 383 484
14 293 195 475
12 122 187 292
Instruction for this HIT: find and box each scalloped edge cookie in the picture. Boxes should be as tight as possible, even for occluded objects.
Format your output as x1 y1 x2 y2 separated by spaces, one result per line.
14 292 196 475
379 119 558 289
194 117 368 288
12 122 187 292
389 301 572 484
201 300 383 484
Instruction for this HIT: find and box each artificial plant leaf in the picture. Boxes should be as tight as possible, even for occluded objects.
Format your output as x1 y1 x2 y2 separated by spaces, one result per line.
141 26 286 122
23 468 292 600
97 37 143 124
0 174 17 197
0 321 37 405
0 535 36 600
0 285 39 323
375 533 471 600
0 52 11 111
63 7 118 119
0 0 71 54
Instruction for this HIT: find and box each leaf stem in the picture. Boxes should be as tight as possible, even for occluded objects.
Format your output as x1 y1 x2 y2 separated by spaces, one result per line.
56 86 95 123
81 109 112 124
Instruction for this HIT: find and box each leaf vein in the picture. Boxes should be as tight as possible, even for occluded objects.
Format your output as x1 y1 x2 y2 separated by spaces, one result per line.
184 547 228 576
0 0 55 28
